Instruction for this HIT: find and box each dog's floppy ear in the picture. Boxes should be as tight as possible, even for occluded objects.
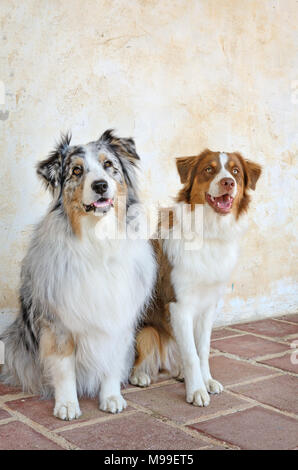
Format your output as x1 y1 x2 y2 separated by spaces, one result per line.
99 129 140 164
235 153 262 191
244 160 262 190
36 133 71 192
99 129 140 204
176 155 198 184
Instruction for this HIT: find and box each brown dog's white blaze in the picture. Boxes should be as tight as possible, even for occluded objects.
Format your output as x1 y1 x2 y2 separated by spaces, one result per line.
176 149 262 218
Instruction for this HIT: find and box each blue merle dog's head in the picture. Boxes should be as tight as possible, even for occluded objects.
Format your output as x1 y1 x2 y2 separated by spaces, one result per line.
37 130 140 236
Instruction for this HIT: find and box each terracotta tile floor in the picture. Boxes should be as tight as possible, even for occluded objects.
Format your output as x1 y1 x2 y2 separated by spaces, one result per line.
0 315 297 450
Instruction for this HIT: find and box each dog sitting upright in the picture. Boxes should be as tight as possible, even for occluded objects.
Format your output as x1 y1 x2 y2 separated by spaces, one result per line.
131 150 261 407
0 130 156 420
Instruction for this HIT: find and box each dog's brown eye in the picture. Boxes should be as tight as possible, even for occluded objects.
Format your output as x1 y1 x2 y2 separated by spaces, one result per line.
104 161 112 169
205 167 213 173
232 168 239 175
73 166 83 176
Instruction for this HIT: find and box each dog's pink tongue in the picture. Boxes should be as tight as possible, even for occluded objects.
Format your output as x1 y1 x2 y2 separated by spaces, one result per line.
216 194 232 209
93 199 112 208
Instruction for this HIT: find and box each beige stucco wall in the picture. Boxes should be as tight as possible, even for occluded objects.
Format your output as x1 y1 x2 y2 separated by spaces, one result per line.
0 0 297 326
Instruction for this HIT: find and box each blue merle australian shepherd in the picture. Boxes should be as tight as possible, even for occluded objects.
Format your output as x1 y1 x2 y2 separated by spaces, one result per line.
0 130 156 420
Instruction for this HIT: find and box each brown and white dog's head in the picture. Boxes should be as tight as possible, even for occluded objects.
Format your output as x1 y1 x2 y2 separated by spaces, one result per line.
37 130 140 236
176 150 261 218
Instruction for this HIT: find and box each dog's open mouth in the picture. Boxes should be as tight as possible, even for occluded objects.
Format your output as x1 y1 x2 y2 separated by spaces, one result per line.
206 193 234 215
83 198 114 213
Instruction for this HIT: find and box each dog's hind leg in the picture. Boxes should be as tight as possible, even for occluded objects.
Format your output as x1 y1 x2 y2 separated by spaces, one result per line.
40 327 81 421
130 326 161 387
130 325 182 387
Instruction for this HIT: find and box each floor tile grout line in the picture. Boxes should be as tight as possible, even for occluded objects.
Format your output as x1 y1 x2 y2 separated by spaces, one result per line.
0 392 35 404
224 388 298 421
210 349 295 363
123 379 177 394
0 402 80 450
252 355 298 366
256 366 298 377
283 333 298 341
53 410 139 433
193 444 214 450
224 372 284 389
211 333 246 342
184 403 255 426
210 349 298 377
182 425 240 450
0 417 17 426
0 379 178 401
125 399 238 450
223 328 292 345
271 318 298 326
187 426 242 450
253 349 298 361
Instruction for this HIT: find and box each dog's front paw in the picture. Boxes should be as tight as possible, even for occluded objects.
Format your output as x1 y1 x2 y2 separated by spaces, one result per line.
187 388 210 407
130 371 151 387
54 401 82 421
205 378 223 395
99 395 127 414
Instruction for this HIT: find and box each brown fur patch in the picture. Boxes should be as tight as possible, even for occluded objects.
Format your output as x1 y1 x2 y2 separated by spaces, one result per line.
113 179 128 233
40 328 74 359
98 153 106 163
134 326 163 367
151 239 176 312
133 239 175 369
158 207 176 238
176 155 199 184
231 152 262 218
176 150 221 209
244 159 262 190
63 178 87 237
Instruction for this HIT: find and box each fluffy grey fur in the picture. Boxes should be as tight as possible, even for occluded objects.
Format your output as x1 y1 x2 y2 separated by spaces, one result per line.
0 130 156 418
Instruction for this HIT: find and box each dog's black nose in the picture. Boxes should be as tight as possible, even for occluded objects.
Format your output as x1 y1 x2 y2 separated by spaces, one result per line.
92 180 108 195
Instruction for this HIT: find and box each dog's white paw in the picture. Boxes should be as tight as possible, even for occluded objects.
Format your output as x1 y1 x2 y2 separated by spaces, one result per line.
130 371 151 387
54 401 82 421
99 395 127 414
206 378 223 395
187 388 210 407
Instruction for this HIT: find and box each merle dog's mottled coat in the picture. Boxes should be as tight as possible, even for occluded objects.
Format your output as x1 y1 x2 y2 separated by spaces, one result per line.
0 130 156 419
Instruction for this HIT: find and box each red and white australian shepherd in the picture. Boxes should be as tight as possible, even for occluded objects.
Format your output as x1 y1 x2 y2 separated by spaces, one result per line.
130 150 261 407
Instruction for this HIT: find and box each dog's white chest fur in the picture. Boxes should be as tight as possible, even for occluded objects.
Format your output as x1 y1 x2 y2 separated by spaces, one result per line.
60 235 153 335
32 212 156 395
164 203 244 312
